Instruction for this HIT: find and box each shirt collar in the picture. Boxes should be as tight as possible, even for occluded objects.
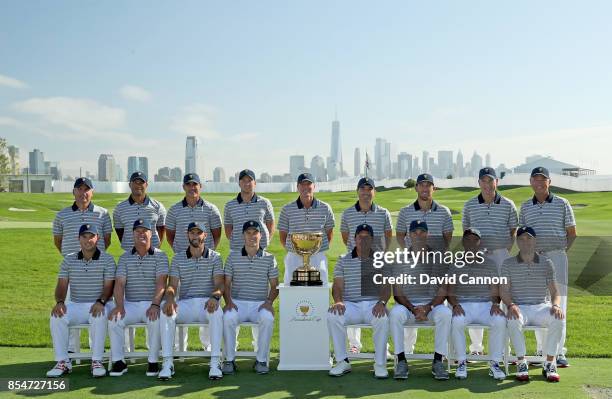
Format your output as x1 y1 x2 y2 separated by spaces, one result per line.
77 248 101 260
296 196 319 209
128 195 150 205
477 192 502 204
72 202 94 212
131 246 155 255
350 247 374 259
186 247 209 259
237 192 259 204
241 246 264 257
413 200 438 211
182 197 204 207
355 201 377 212
517 253 540 264
532 193 554 205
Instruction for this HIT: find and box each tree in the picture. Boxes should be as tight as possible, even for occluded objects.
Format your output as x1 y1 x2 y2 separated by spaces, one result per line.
404 178 416 188
0 138 10 191
500 171 506 179
446 174 453 179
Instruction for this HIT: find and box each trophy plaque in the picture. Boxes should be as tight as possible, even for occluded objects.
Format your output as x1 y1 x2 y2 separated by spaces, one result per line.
290 232 324 286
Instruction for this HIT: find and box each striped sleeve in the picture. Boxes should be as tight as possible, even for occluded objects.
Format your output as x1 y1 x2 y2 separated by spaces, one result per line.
112 206 124 229
340 210 349 233
52 213 63 235
264 199 274 222
396 208 407 233
103 255 116 281
384 209 393 231
333 256 344 279
324 204 335 230
508 200 518 229
277 206 289 231
518 204 526 227
157 202 167 227
268 256 279 279
116 255 127 278
461 202 471 230
169 257 180 278
443 208 454 233
102 211 113 235
58 258 69 279
213 254 224 276
156 251 170 276
224 255 234 277
166 206 177 231
209 204 222 229
564 199 576 228
223 202 233 226
546 259 556 285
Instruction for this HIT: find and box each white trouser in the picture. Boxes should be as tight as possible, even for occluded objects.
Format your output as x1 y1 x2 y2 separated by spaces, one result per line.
200 325 259 352
390 303 451 356
507 303 564 358
535 249 568 355
109 301 161 363
327 300 389 366
160 297 223 359
451 302 506 362
283 251 328 285
223 299 274 363
466 248 509 353
50 302 109 361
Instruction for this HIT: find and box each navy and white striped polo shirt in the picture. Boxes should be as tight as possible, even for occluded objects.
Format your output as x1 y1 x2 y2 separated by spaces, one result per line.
277 197 335 252
170 248 224 301
166 197 222 252
500 254 556 305
396 200 454 250
519 193 576 252
462 193 518 250
333 249 379 303
58 248 116 303
394 255 448 304
224 248 279 302
448 257 498 303
340 202 392 251
116 247 169 302
112 195 167 251
224 193 274 250
53 202 113 256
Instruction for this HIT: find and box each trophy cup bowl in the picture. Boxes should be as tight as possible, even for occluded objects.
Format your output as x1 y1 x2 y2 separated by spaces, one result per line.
290 232 324 286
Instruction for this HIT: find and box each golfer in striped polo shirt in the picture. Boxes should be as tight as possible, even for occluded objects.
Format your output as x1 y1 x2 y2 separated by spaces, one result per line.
462 167 518 356
222 221 279 375
328 224 391 379
52 177 112 353
47 224 115 378
166 173 222 253
500 227 564 383
448 228 506 381
340 177 392 354
159 222 225 380
112 172 167 251
53 177 113 256
396 173 453 356
278 173 335 285
396 173 454 251
519 166 576 367
108 219 169 378
224 169 275 251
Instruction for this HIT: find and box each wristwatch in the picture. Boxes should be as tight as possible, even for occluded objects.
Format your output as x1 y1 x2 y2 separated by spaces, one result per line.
211 294 221 301
96 298 106 306
377 300 387 306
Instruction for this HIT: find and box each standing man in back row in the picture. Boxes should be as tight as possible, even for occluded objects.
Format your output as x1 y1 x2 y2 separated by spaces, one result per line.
462 167 518 357
519 166 576 368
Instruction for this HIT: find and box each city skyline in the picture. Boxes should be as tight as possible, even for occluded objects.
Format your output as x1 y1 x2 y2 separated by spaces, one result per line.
1 2 611 177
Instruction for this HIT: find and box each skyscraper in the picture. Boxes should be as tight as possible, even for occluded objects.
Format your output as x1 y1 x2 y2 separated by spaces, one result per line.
485 153 492 168
185 136 198 175
289 155 305 180
310 155 326 182
213 167 226 182
422 151 429 173
138 157 149 178
438 150 454 177
456 150 464 177
127 156 139 178
8 145 19 175
329 117 343 180
375 138 391 179
471 151 483 176
98 154 116 182
28 149 45 174
398 152 413 179
170 167 183 182
354 148 361 177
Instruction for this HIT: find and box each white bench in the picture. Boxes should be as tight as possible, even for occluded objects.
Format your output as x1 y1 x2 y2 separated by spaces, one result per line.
68 322 264 365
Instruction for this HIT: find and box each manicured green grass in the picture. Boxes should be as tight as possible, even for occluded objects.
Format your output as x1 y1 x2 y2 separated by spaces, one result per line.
0 188 611 397
0 348 611 399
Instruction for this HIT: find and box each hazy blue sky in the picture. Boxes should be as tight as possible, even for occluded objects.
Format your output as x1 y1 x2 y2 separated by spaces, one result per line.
1 0 611 179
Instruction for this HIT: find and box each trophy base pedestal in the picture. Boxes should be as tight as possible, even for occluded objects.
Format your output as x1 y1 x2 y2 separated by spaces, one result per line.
289 280 323 286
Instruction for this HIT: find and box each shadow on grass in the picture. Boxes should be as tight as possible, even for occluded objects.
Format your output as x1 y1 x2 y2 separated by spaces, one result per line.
2 357 528 398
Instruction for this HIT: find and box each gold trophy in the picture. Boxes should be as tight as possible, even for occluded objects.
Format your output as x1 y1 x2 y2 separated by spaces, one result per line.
290 232 324 286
